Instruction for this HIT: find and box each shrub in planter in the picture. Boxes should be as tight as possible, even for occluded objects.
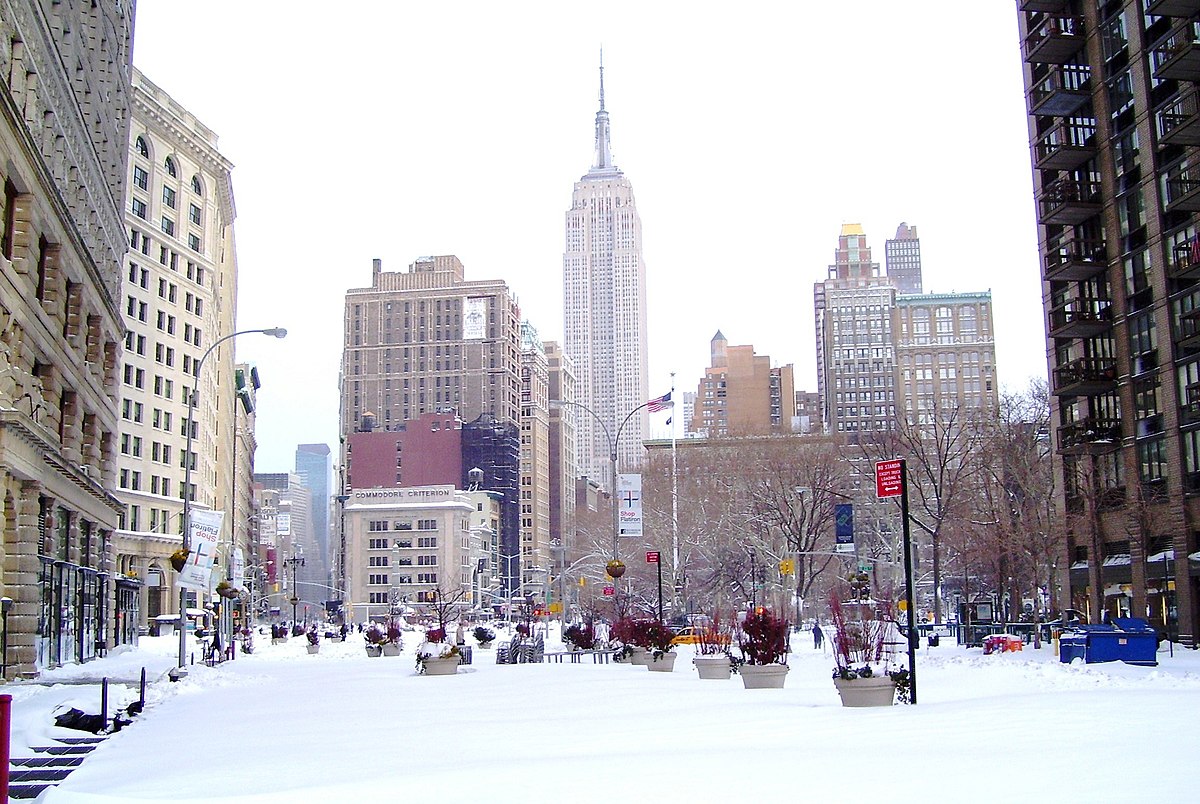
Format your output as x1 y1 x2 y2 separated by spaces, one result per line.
473 625 496 646
307 629 320 647
365 624 388 646
563 621 596 651
643 620 677 659
737 609 790 666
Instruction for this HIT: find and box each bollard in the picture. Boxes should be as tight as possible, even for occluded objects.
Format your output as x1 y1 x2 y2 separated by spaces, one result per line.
1 693 11 801
101 678 109 731
139 667 146 709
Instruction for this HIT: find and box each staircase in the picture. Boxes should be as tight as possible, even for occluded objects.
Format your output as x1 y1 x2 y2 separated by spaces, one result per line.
7 736 106 800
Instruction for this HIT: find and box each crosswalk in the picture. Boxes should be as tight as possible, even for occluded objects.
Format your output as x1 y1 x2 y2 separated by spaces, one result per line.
7 736 106 800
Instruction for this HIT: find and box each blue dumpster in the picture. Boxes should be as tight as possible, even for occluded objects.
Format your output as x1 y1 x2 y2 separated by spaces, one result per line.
1059 618 1158 666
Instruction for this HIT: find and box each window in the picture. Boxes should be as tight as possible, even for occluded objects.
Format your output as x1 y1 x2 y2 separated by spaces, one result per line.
133 166 148 190
188 233 201 252
368 538 389 549
161 217 175 237
135 136 149 158
132 198 147 219
191 175 202 195
165 157 177 178
163 186 176 209
189 204 201 225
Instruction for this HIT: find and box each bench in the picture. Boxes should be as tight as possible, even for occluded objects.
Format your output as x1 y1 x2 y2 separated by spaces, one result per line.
542 649 612 664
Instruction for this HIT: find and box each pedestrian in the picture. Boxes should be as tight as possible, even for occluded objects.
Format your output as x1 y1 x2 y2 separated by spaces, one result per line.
812 621 824 650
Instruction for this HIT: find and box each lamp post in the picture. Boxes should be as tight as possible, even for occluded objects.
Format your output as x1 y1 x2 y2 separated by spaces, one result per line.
285 555 305 628
175 327 286 677
550 398 655 598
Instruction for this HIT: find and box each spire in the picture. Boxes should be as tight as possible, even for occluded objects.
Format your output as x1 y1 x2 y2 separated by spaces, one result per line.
589 48 618 175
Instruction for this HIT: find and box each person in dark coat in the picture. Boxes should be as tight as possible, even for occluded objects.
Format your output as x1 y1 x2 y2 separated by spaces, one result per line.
812 622 824 650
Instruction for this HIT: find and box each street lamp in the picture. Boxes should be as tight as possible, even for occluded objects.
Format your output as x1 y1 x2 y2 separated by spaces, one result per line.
286 555 305 627
550 398 655 572
176 326 286 677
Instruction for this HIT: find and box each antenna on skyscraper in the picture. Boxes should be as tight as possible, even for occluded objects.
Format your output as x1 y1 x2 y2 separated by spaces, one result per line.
599 47 606 111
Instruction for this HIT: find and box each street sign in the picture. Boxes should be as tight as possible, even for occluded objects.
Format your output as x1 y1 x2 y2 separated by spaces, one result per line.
646 551 660 564
602 586 615 597
858 562 872 573
875 459 903 498
898 599 909 612
779 559 794 575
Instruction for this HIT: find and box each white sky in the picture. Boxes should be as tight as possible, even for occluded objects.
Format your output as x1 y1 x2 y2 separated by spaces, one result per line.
130 2 1042 472
14 629 1200 802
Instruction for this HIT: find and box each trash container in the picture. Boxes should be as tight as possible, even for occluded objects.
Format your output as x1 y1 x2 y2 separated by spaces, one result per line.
928 633 940 647
458 644 473 665
1058 618 1157 666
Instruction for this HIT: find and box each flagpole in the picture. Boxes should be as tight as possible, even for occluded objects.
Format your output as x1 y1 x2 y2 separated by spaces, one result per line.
670 372 680 619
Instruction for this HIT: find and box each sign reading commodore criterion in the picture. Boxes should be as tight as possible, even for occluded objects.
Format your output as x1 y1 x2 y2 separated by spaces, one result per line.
350 485 458 504
464 297 487 340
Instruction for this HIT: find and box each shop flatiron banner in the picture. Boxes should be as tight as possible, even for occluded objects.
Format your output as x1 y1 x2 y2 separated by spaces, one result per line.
178 508 225 591
618 473 643 537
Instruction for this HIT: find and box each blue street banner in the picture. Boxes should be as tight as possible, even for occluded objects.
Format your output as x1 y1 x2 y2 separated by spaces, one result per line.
835 503 854 554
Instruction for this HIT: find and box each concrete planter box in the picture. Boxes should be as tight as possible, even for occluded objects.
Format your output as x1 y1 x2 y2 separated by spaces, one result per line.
833 675 896 707
647 651 677 672
739 664 789 689
693 654 732 680
422 655 459 675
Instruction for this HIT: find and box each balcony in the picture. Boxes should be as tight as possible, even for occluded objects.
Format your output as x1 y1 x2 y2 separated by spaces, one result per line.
1131 349 1160 377
1024 16 1085 64
1058 417 1121 455
1048 299 1112 338
1038 177 1102 225
1169 238 1200 280
1043 239 1107 281
1028 64 1091 117
1020 0 1068 10
1154 21 1200 82
1035 120 1096 170
1158 88 1200 146
1177 308 1200 350
1147 0 1200 19
1053 357 1117 397
1163 164 1200 213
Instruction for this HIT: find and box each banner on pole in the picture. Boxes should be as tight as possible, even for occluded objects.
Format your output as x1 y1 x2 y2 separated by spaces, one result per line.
618 473 642 537
178 508 224 591
835 503 855 554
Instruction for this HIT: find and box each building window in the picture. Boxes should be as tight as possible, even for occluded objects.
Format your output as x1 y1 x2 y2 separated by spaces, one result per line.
188 233 201 252
132 198 147 219
161 217 175 237
165 157 177 178
163 186 176 209
133 166 148 190
135 136 149 158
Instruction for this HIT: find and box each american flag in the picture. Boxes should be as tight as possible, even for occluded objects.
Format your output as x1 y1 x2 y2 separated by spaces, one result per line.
647 391 672 413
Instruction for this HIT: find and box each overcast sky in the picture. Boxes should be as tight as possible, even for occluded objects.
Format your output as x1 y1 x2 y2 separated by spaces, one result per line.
131 2 1041 472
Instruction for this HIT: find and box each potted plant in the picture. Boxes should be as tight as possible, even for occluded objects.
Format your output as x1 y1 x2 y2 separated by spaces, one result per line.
215 580 241 600
169 547 189 573
473 625 496 649
291 623 305 638
562 621 596 652
382 622 404 656
270 623 287 645
416 626 461 675
608 616 636 662
736 608 791 688
643 620 678 672
624 618 654 665
364 624 386 657
829 593 905 707
306 628 320 654
693 615 738 680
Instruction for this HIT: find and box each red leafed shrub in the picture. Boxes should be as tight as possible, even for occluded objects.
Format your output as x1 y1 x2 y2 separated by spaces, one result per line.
426 627 446 643
642 620 677 656
737 608 790 665
610 616 636 645
563 621 596 650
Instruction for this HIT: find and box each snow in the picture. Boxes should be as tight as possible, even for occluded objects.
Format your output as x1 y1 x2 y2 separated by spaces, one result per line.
3 625 1197 803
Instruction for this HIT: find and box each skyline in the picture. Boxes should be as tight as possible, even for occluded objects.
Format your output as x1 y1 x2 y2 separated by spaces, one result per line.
131 2 1042 471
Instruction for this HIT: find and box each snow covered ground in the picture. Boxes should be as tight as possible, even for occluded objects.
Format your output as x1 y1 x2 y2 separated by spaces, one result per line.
5 625 1198 803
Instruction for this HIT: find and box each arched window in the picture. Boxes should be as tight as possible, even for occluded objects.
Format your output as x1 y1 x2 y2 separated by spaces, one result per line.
165 157 177 178
191 175 202 195
135 136 148 158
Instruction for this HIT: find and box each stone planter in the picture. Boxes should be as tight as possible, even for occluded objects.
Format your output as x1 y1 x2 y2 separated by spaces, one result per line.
477 642 493 650
630 647 649 666
693 654 732 680
365 644 383 657
647 651 677 672
422 655 459 675
382 642 402 657
833 675 897 707
739 663 789 689
306 644 319 655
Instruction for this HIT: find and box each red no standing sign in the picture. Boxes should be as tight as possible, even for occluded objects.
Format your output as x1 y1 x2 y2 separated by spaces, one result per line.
876 459 903 498
646 551 660 564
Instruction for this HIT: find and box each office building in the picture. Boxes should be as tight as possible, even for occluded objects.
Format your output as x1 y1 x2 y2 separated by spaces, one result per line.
112 68 242 637
1 2 134 675
562 59 650 487
885 222 923 295
1014 1 1200 643
690 331 796 437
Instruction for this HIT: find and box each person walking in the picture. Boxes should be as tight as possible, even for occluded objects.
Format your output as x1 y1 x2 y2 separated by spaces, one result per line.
812 622 824 650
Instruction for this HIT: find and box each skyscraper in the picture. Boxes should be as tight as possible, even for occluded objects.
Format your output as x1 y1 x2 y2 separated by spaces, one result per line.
1014 2 1199 645
885 222 923 295
562 57 649 488
690 331 796 437
295 444 331 597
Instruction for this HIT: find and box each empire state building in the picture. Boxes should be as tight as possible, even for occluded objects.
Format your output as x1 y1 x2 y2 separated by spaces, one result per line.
562 58 649 488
